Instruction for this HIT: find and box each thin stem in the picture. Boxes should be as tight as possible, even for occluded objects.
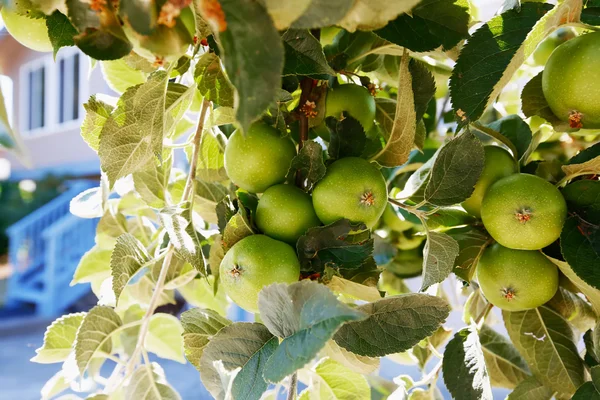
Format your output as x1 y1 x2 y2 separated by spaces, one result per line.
123 99 210 381
97 352 126 366
183 99 211 200
287 373 298 400
475 303 494 328
295 77 314 187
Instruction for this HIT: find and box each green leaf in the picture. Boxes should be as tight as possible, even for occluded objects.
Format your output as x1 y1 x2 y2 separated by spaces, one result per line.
151 255 196 290
296 219 374 273
547 286 596 333
572 381 600 400
222 204 254 251
126 363 181 400
258 281 365 383
562 154 600 180
442 326 493 400
199 322 278 400
303 358 371 400
409 59 437 123
194 129 228 182
421 231 460 291
0 82 17 150
334 293 449 357
503 306 585 397
181 308 231 369
479 324 530 389
322 340 379 375
372 51 416 167
326 275 381 303
41 370 71 400
194 52 234 108
563 180 600 225
32 313 85 363
507 376 553 400
260 0 311 30
72 245 112 286
133 160 170 209
66 0 132 60
110 233 151 302
194 180 230 225
375 0 469 52
449 1 579 123
207 107 236 128
99 71 169 187
99 59 149 96
425 208 476 231
560 216 600 290
146 313 185 363
96 209 128 250
486 115 532 161
70 186 104 219
547 256 600 316
424 130 485 206
46 11 76 57
326 115 367 160
282 29 334 77
159 202 206 274
75 306 122 374
521 71 567 130
339 0 421 31
81 95 114 152
462 289 489 324
286 140 326 192
290 0 354 29
216 0 284 132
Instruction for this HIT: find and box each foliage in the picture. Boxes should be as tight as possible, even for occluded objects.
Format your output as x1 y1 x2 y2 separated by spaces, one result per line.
1 0 598 398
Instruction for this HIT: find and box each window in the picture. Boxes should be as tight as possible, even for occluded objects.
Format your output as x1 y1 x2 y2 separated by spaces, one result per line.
19 49 87 136
58 53 80 124
27 66 45 130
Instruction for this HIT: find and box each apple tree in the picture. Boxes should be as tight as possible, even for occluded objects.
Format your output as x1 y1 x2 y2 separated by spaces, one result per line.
2 0 600 398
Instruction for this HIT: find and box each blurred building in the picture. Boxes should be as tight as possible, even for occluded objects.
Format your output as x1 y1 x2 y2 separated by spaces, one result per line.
0 28 109 317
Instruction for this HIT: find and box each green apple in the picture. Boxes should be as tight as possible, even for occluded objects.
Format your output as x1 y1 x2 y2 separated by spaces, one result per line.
256 184 321 244
325 84 376 131
312 157 387 228
224 122 297 193
461 146 517 218
381 204 413 232
481 174 567 250
1 8 53 52
219 235 300 312
477 243 558 311
542 31 600 128
532 27 576 66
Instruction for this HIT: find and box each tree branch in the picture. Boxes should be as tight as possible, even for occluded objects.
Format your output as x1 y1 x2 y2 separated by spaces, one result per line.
123 99 211 380
286 372 298 400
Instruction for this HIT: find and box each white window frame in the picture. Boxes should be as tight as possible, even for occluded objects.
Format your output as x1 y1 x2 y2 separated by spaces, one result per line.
18 48 88 138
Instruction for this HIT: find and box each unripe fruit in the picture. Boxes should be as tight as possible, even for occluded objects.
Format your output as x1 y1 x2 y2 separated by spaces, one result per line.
224 122 297 193
1 8 53 52
325 84 376 131
542 31 600 129
477 243 558 311
532 27 576 66
219 235 300 312
461 146 517 218
312 157 387 228
256 184 321 244
481 174 567 250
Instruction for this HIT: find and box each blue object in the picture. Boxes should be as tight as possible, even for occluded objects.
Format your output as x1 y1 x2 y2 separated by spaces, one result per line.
5 180 97 317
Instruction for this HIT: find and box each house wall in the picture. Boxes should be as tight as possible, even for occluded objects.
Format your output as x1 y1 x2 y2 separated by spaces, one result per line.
0 34 114 180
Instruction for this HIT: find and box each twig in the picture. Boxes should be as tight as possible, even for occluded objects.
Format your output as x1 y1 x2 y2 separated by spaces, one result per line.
295 78 314 187
287 373 298 400
123 99 210 380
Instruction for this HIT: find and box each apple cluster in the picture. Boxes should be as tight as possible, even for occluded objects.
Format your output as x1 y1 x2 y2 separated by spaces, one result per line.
219 85 387 312
464 145 567 311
